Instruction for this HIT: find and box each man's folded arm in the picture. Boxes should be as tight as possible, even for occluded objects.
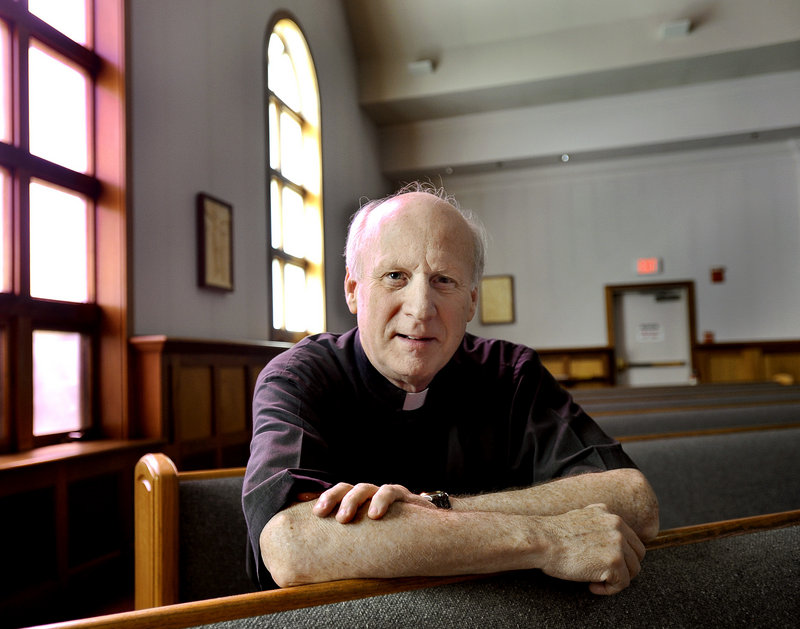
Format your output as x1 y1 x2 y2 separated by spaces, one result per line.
453 468 660 541
259 469 654 595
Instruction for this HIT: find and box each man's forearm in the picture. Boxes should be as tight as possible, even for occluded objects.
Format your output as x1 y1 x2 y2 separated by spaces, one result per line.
261 500 535 587
260 495 647 594
453 469 659 541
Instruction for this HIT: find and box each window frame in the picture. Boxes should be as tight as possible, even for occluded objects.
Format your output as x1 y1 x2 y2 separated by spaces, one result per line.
265 14 324 344
0 0 128 453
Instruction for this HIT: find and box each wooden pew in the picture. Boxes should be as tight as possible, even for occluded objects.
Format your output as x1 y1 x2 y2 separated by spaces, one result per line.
133 427 800 611
134 454 255 609
31 510 800 629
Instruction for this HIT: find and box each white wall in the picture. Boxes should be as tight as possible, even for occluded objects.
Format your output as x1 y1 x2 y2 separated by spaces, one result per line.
455 139 800 348
130 0 385 340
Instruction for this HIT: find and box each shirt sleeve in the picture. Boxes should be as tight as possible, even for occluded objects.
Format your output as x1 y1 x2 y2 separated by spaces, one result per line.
242 361 336 589
525 356 637 480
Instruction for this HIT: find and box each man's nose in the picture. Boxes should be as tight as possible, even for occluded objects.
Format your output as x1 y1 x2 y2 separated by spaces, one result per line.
404 278 436 319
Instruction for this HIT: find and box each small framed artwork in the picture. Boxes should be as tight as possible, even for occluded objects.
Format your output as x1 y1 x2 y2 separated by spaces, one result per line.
480 275 515 324
197 193 234 291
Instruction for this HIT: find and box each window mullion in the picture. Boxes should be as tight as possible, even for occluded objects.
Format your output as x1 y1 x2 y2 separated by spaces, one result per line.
8 313 34 451
11 19 30 151
0 142 99 195
12 170 30 296
271 247 308 271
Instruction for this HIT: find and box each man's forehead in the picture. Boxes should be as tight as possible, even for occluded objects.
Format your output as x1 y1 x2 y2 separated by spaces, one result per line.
368 192 461 234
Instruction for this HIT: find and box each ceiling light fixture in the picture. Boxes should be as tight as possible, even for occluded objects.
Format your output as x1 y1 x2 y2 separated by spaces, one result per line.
659 18 692 39
407 59 435 76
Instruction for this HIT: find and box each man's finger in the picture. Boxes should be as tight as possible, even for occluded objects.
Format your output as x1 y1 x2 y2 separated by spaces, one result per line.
335 483 380 522
312 483 354 517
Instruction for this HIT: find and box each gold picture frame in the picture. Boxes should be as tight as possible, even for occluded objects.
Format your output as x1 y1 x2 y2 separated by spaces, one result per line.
197 193 233 291
480 275 515 324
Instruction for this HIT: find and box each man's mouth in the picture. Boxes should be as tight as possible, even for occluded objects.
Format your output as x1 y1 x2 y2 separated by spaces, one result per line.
397 334 433 342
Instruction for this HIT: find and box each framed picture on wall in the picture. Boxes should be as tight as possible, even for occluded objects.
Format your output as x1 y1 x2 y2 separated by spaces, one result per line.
197 193 234 291
480 275 515 324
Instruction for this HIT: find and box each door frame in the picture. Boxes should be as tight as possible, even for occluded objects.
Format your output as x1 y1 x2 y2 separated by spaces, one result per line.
604 280 698 383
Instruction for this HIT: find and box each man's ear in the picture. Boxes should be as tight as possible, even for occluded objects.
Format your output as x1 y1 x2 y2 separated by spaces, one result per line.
344 268 358 314
467 285 478 321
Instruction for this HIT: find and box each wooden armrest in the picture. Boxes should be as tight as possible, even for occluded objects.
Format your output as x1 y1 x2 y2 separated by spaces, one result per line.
134 453 180 609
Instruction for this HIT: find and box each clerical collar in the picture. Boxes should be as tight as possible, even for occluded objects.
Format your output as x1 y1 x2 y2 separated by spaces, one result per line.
402 389 428 411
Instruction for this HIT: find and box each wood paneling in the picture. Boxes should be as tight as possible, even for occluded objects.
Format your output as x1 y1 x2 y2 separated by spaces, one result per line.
0 440 159 627
538 347 614 387
694 341 800 384
130 336 291 470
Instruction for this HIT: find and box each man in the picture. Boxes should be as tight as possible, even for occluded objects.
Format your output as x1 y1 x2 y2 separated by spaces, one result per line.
243 183 659 596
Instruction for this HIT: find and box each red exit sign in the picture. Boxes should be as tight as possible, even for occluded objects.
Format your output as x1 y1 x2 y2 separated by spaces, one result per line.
636 257 663 275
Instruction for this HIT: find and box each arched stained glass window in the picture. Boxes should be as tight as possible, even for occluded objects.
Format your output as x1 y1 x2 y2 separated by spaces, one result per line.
267 18 324 341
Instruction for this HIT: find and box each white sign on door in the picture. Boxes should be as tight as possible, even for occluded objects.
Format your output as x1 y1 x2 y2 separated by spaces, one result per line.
636 322 664 343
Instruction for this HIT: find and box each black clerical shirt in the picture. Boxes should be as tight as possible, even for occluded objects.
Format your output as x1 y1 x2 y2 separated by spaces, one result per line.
242 328 635 588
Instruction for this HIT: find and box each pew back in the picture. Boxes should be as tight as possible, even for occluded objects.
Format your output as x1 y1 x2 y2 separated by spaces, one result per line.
624 426 800 529
134 453 255 609
44 512 800 629
134 426 800 608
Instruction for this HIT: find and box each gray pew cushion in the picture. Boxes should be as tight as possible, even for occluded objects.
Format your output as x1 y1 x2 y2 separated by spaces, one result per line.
179 476 257 601
597 403 800 438
624 428 799 529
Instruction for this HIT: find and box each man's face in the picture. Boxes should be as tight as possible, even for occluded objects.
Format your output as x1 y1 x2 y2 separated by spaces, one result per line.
345 192 478 392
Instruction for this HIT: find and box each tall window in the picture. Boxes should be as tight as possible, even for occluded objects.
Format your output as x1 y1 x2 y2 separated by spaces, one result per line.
0 0 127 453
267 17 324 342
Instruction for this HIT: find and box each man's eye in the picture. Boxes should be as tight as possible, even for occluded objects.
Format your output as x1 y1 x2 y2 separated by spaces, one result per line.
386 272 404 281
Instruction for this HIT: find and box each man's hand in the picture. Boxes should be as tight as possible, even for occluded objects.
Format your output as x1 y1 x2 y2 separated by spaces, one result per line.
310 482 437 522
537 503 646 595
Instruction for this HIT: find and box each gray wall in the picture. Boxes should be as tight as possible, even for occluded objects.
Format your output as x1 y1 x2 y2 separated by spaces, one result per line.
130 0 385 340
456 139 800 348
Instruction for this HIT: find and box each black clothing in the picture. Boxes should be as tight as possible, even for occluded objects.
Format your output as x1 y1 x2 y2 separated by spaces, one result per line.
242 328 635 588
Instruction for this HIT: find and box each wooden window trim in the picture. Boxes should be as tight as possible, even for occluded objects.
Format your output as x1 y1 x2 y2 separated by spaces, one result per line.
0 0 128 453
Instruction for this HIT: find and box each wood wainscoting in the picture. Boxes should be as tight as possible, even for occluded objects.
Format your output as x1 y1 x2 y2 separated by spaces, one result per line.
693 340 800 385
130 336 292 470
537 340 800 389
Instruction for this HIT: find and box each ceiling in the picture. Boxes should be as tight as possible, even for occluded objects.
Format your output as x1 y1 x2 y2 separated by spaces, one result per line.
342 0 800 126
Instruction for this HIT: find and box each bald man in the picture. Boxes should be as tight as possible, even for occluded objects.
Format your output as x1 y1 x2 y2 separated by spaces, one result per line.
243 183 658 595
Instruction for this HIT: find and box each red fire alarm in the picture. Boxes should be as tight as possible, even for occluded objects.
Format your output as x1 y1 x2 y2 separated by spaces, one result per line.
711 267 726 283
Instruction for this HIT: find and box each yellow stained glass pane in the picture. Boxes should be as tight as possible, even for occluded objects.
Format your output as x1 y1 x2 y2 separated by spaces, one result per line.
279 22 318 124
29 180 89 302
270 179 282 249
29 42 90 173
281 186 305 258
33 330 84 436
279 111 303 185
302 133 320 194
269 101 280 170
305 204 323 265
268 34 300 111
306 272 324 333
284 263 306 332
272 259 284 329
